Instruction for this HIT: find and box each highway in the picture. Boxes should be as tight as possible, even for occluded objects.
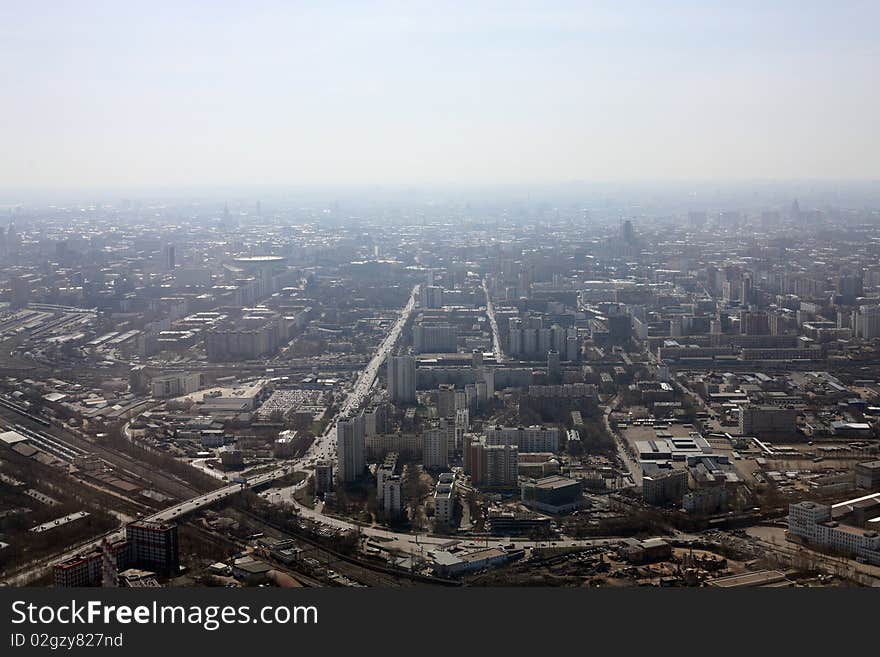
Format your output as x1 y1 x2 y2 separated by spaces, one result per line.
4 287 420 585
1 467 291 585
145 467 289 523
482 278 507 362
602 396 641 487
339 284 417 417
305 284 419 465
287 495 643 554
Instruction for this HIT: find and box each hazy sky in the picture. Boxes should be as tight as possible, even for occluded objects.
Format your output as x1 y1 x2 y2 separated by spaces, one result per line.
2 1 878 189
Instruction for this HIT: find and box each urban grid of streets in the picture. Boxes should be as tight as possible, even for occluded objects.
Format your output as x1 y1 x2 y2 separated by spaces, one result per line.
4 196 880 588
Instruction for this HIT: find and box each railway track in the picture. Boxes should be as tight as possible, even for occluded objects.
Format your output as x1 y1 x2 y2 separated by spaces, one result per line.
0 405 208 500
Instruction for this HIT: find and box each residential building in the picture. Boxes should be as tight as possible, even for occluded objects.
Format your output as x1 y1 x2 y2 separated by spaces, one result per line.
125 521 179 575
855 461 880 491
423 426 449 469
336 413 366 483
413 323 457 353
485 425 559 453
433 473 456 526
315 460 333 496
383 474 403 518
788 500 880 565
387 355 417 404
643 469 688 506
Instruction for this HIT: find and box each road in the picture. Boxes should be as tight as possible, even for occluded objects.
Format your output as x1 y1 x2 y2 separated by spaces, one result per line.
304 284 419 465
339 284 418 418
601 400 641 487
4 287 419 586
1 467 290 586
289 497 638 555
145 467 289 522
0 403 206 500
482 278 507 362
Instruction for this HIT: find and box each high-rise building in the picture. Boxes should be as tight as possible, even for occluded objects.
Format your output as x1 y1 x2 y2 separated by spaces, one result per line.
162 243 176 271
688 211 707 228
363 403 389 436
433 473 456 526
419 284 444 309
387 355 417 404
437 384 456 418
740 275 753 306
738 405 799 436
469 442 518 488
125 521 179 575
547 349 561 382
485 425 559 453
642 469 688 506
621 219 636 244
376 452 398 503
336 413 366 483
9 275 29 309
852 305 880 339
383 474 403 518
607 314 632 344
423 426 449 469
315 460 334 496
739 310 769 335
413 323 457 353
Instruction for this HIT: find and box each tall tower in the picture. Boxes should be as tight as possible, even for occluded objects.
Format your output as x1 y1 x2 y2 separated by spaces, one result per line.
621 219 635 244
336 413 366 483
163 243 176 271
547 350 561 383
387 355 416 404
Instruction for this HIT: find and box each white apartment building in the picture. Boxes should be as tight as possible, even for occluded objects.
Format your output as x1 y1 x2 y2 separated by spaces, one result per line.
485 425 559 453
423 427 449 469
433 473 456 526
383 475 403 518
788 501 880 565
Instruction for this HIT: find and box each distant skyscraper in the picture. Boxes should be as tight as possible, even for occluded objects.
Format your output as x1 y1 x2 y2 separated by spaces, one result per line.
10 275 29 309
741 275 753 306
547 349 561 383
688 211 707 229
163 243 175 271
419 284 444 308
387 355 417 404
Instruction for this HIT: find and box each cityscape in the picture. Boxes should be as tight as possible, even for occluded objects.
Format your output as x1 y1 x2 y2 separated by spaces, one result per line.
2 2 880 603
1 191 880 589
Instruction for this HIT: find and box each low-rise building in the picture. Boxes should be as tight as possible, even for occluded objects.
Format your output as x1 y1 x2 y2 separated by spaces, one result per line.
643 468 688 506
855 461 880 491
788 500 880 565
520 475 583 514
